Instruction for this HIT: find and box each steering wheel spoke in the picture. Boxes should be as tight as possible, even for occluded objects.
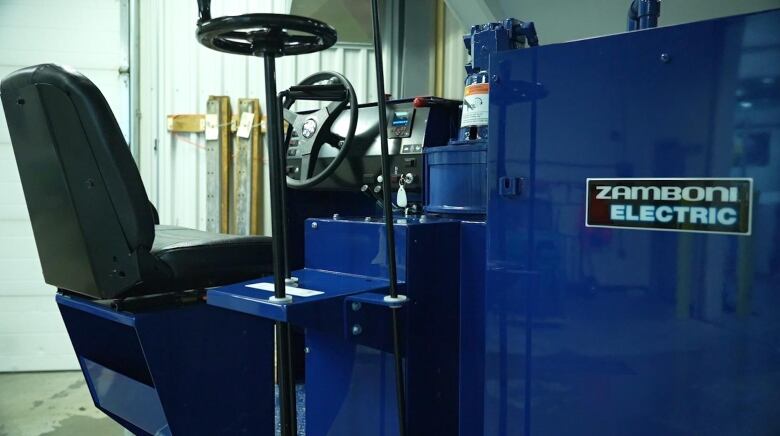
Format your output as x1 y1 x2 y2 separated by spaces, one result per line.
326 100 348 116
222 30 252 41
298 153 317 179
283 108 299 125
286 34 324 46
323 131 345 149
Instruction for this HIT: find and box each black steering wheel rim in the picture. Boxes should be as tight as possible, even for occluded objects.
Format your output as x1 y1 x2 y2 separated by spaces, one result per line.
283 71 358 189
197 13 337 57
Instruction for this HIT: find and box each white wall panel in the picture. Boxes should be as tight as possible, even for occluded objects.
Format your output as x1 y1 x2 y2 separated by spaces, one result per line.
0 0 128 371
138 0 376 235
442 5 468 101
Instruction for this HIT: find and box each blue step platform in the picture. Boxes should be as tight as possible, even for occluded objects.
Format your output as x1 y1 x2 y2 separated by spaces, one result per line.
57 293 276 435
208 216 463 436
208 268 394 326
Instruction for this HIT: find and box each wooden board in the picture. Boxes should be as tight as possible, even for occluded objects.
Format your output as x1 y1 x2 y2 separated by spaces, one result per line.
205 96 232 234
167 114 205 133
230 98 264 235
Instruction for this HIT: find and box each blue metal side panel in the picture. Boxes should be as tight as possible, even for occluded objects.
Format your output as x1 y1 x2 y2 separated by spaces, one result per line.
305 218 408 281
485 10 780 436
459 221 487 435
305 332 399 436
304 219 462 436
57 295 156 387
81 358 170 435
403 221 461 435
57 295 276 436
134 304 275 436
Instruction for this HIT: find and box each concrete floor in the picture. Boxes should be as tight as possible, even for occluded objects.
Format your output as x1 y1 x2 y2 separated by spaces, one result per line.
0 372 126 436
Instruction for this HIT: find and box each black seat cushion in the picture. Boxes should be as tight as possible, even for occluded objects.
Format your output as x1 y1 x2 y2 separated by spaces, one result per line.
147 226 274 292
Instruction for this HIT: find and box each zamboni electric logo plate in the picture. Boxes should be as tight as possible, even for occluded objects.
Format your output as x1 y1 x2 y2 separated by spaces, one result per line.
586 178 753 235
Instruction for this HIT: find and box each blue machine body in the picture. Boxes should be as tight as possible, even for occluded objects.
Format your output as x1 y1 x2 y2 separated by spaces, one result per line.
53 8 780 436
210 217 463 436
480 8 780 435
301 218 461 435
460 18 538 141
425 140 488 214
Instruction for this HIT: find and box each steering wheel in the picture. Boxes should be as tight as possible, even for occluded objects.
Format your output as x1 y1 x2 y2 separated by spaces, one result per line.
197 13 337 57
283 72 358 189
195 8 353 188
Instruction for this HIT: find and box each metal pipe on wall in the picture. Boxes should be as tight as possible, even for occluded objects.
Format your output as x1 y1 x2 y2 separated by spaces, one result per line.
434 0 446 97
128 0 141 161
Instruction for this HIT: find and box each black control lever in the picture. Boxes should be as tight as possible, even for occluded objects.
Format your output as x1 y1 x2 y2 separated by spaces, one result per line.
370 0 407 432
361 184 384 209
370 184 402 212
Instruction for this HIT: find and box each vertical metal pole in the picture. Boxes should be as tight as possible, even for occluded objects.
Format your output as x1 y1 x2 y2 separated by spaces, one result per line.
370 0 407 434
371 0 398 299
278 94 292 279
434 0 446 98
638 0 661 29
276 94 297 419
127 0 141 161
263 54 297 436
627 0 638 31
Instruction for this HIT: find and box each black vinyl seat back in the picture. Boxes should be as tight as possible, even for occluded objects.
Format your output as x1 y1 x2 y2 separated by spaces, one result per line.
1 64 155 299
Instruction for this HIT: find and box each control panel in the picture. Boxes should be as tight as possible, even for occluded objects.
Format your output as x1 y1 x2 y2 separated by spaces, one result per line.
389 106 414 139
285 98 460 199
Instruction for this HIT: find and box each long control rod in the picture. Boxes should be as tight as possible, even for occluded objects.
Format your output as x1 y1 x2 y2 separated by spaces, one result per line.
369 0 407 434
263 54 298 436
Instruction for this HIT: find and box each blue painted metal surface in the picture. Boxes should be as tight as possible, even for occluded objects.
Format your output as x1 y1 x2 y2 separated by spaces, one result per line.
344 293 409 352
458 221 487 435
304 218 462 436
210 217 462 435
304 217 409 281
57 294 276 436
484 9 780 436
425 141 488 215
81 357 170 435
208 268 391 325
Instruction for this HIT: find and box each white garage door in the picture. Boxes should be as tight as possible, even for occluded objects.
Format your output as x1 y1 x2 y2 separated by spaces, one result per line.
0 0 129 371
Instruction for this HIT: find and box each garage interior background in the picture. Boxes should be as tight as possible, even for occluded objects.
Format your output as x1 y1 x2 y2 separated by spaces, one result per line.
1 0 778 373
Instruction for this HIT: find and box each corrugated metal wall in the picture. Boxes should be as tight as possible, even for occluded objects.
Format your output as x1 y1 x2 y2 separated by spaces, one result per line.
137 0 377 235
442 5 468 101
0 0 127 371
